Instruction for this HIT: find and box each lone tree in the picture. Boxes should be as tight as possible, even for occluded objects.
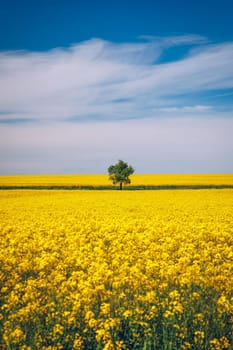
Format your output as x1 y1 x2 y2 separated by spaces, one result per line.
108 160 134 190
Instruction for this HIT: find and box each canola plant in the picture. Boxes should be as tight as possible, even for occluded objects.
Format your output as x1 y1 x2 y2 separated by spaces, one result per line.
0 174 233 187
0 189 233 349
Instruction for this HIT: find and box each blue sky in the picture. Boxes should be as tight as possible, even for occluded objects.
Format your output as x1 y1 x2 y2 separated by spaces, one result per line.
0 0 233 173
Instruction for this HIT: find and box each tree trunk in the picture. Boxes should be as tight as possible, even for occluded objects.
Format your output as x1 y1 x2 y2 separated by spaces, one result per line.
120 182 122 190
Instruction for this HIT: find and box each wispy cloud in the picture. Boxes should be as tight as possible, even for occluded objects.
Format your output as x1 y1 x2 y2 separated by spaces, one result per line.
0 35 232 123
1 35 233 173
139 34 208 47
159 105 212 113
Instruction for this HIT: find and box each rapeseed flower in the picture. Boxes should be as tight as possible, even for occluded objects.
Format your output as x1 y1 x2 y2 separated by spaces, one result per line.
0 188 232 349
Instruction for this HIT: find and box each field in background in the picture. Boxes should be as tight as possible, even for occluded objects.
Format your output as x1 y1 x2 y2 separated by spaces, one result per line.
0 189 232 349
0 174 233 188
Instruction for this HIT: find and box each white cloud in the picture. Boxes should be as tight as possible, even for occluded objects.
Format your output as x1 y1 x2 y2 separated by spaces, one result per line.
0 35 233 173
159 105 212 113
139 34 207 47
0 36 233 122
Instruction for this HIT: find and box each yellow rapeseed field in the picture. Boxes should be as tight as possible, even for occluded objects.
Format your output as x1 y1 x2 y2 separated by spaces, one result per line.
0 173 233 187
0 189 233 349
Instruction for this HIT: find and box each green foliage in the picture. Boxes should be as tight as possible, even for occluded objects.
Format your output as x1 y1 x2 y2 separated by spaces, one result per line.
108 160 134 190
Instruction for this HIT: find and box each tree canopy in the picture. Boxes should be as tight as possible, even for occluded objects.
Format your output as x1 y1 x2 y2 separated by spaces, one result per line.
108 160 134 190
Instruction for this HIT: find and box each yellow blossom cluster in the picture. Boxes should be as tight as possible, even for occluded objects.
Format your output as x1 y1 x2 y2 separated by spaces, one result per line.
0 188 233 349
